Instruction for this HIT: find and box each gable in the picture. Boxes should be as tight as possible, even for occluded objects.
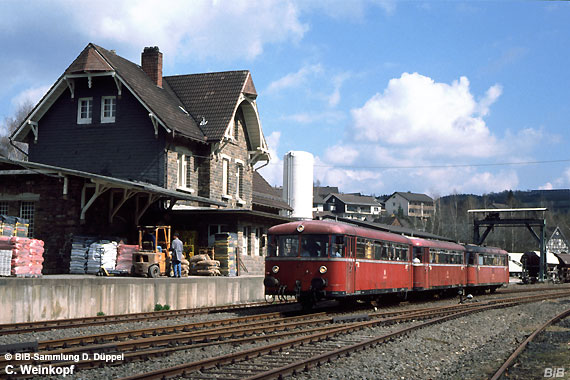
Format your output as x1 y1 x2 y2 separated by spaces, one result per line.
12 43 205 144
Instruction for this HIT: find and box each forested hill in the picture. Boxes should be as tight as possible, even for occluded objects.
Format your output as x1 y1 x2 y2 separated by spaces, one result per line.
427 189 570 253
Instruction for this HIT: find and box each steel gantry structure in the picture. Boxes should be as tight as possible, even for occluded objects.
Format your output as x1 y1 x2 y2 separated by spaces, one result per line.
468 208 548 281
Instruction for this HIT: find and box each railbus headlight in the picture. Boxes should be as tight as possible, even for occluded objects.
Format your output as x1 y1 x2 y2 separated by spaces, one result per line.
319 265 327 274
272 265 280 274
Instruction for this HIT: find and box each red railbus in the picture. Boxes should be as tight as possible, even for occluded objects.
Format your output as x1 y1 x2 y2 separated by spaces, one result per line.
265 220 509 307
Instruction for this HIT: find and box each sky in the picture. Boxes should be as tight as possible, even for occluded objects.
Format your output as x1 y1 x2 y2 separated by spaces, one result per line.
0 0 569 198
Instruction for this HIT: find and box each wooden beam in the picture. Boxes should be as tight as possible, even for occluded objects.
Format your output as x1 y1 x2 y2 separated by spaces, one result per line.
135 193 160 225
80 183 110 221
109 188 138 223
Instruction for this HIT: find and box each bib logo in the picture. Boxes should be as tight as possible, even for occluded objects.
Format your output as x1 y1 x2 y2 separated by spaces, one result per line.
544 368 565 378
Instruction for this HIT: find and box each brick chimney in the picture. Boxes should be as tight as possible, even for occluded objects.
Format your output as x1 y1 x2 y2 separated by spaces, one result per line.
141 46 163 88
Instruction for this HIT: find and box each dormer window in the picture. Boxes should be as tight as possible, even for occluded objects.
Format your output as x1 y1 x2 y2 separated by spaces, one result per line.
77 97 93 124
101 96 116 123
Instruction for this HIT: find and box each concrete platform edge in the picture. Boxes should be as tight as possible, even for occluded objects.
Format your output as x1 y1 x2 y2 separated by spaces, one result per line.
0 275 264 323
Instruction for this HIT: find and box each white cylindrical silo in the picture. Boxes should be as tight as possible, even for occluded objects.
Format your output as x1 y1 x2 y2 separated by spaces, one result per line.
283 151 314 219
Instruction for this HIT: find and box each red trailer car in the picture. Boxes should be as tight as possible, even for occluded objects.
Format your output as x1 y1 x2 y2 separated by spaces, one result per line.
409 237 466 291
464 244 509 292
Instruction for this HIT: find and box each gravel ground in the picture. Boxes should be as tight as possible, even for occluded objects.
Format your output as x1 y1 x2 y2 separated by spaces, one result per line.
498 311 570 380
1 284 569 379
292 298 570 380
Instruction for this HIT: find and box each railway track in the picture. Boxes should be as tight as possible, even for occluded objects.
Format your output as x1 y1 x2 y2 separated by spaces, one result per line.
490 305 570 380
2 291 570 379
113 291 570 380
0 301 293 335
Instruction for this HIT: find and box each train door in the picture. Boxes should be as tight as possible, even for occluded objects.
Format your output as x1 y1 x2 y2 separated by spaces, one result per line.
345 236 356 294
412 247 428 289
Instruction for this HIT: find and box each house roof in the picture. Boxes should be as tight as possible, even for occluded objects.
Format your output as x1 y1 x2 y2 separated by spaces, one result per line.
389 192 434 203
252 171 292 211
0 157 226 207
165 71 256 141
313 186 339 204
324 193 381 207
94 44 206 142
12 44 269 158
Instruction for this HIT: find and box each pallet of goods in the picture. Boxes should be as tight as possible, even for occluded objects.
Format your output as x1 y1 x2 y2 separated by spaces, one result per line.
214 233 237 276
0 236 44 277
115 244 138 273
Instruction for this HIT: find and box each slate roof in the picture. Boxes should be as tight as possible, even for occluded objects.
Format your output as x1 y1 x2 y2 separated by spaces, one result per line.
164 71 254 141
93 44 206 142
252 171 292 211
66 46 113 73
313 186 339 204
325 193 381 206
390 192 434 203
13 43 261 146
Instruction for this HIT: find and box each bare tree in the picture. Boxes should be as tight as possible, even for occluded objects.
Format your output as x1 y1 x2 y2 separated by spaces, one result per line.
0 101 33 160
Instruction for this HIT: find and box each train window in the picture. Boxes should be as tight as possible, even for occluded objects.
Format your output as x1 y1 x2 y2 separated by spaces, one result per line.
365 240 374 259
301 235 329 257
278 235 299 257
381 243 389 260
331 235 344 257
478 254 484 265
356 239 366 259
374 241 382 260
413 247 423 263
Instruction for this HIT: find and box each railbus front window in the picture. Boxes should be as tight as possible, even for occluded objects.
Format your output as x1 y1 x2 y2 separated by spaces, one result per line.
277 235 299 257
331 235 344 257
300 235 330 257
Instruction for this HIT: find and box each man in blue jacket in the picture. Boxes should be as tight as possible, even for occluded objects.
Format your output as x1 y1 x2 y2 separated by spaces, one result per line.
171 233 184 278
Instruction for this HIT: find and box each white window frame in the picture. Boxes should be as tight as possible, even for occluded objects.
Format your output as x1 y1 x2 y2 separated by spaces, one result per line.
0 202 8 215
176 153 194 193
235 159 245 204
101 96 116 123
77 97 93 124
20 201 35 238
222 157 231 199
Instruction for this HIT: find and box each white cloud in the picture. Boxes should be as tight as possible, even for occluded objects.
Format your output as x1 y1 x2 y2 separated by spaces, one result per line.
540 167 570 190
266 64 323 94
11 85 50 109
477 84 502 116
283 110 345 124
314 156 383 194
351 72 501 159
65 0 308 63
324 144 360 165
327 72 351 107
310 72 544 195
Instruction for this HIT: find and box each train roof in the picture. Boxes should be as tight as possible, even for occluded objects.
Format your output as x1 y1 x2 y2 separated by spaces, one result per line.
464 244 508 255
408 237 465 251
268 220 411 244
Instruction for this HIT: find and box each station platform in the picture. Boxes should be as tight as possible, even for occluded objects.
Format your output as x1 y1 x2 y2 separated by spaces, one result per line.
0 275 264 324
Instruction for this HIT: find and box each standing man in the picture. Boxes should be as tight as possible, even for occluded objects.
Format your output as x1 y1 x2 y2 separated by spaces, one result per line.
171 233 184 278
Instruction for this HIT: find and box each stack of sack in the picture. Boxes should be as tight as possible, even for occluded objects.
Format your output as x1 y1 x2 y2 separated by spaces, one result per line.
0 236 44 277
86 241 118 274
189 254 221 276
181 258 190 277
115 244 138 272
69 236 94 274
0 215 16 237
